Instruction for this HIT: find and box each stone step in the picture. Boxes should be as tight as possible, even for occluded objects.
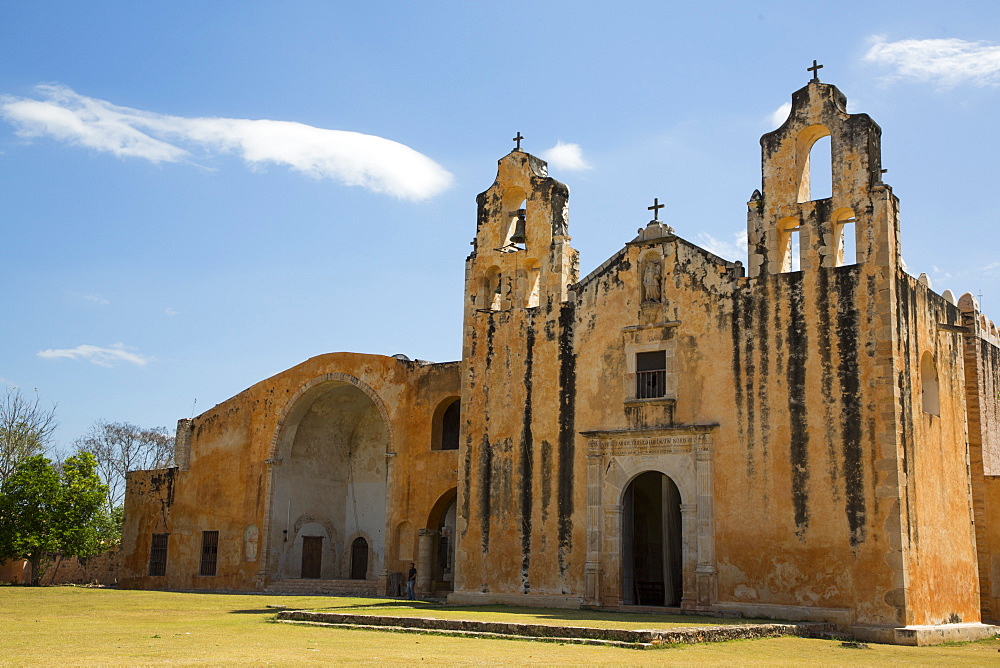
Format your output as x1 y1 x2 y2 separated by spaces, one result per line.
265 579 381 597
275 610 836 649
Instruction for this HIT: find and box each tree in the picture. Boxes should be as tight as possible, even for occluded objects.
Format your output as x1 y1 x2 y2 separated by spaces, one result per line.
74 421 174 510
0 453 108 584
0 388 58 484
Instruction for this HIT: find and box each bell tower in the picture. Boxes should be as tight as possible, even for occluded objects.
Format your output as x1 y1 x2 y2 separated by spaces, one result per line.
464 139 576 318
454 137 581 601
746 66 901 278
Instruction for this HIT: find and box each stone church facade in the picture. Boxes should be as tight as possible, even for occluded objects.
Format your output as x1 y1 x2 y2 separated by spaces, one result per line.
121 77 1000 644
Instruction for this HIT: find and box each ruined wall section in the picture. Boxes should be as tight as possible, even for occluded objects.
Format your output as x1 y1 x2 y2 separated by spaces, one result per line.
962 294 1000 621
894 276 980 626
120 353 459 591
454 150 582 605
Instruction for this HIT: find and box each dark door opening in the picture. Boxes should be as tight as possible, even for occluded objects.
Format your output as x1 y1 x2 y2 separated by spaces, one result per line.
351 537 368 580
622 471 682 606
301 536 323 579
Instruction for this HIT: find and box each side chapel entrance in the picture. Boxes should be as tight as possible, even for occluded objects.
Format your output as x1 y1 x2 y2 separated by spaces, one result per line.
622 471 682 606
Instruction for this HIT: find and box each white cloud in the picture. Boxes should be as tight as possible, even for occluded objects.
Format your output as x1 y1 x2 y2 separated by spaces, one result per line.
984 262 1000 275
1 84 453 200
164 307 179 316
37 342 153 367
769 102 791 127
540 141 592 171
931 265 953 280
695 230 747 262
81 293 109 305
864 36 1000 87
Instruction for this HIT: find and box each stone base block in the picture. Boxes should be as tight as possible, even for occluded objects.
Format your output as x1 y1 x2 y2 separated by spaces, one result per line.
851 622 999 646
713 602 854 628
447 591 583 609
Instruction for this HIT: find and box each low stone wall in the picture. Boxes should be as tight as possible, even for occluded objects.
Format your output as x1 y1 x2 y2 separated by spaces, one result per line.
0 550 121 586
277 610 825 648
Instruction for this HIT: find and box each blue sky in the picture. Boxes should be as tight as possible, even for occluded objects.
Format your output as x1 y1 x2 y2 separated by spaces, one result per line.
2 1 998 450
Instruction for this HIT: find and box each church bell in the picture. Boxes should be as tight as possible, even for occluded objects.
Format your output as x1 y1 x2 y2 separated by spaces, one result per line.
509 208 527 245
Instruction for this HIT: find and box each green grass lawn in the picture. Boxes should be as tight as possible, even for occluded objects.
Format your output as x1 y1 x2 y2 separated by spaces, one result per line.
2 586 999 665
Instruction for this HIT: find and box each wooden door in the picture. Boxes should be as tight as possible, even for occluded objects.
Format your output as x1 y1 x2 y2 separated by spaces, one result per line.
350 537 368 580
301 536 322 579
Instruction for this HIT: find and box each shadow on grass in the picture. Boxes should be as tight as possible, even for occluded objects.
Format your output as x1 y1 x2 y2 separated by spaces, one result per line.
228 609 279 614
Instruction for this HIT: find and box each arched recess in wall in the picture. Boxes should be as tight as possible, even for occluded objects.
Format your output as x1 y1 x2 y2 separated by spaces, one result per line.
796 125 832 203
502 187 528 248
524 258 541 308
482 265 502 311
621 471 683 607
638 248 664 302
265 375 390 582
431 396 461 451
777 216 802 273
396 521 414 562
831 207 857 266
921 351 940 416
426 488 458 592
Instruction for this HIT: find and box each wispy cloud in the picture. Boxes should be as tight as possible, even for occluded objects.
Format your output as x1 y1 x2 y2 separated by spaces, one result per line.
864 36 1000 87
164 307 179 316
769 102 791 127
1 85 453 200
541 141 592 171
37 342 153 367
984 262 1000 275
81 293 109 305
696 230 747 262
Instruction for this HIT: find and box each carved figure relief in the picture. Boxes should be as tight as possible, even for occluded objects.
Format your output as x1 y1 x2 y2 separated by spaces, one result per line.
642 259 662 302
244 524 259 561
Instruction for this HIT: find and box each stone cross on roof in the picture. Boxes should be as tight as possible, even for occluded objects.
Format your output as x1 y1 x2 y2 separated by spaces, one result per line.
647 197 665 221
808 60 823 82
513 132 524 151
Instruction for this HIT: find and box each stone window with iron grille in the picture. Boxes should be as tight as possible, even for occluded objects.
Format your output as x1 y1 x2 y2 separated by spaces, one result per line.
148 533 168 576
200 530 219 576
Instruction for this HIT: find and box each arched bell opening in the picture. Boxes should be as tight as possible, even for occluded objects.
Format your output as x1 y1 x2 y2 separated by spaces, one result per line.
621 471 683 607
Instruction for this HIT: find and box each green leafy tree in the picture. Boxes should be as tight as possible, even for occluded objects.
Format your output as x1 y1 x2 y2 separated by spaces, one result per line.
0 453 108 584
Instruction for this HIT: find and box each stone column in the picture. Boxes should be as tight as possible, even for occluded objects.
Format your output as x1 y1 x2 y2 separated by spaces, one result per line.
604 504 624 605
680 503 698 610
584 440 602 606
417 529 436 595
694 445 717 609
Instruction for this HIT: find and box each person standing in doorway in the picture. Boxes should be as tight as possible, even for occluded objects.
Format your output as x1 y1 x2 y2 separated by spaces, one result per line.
407 562 417 600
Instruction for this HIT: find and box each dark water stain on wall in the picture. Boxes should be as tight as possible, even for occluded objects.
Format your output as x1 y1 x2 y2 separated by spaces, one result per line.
731 286 747 475
817 268 839 488
480 433 492 553
557 303 576 577
757 274 772 466
787 272 810 537
519 323 535 592
836 267 865 546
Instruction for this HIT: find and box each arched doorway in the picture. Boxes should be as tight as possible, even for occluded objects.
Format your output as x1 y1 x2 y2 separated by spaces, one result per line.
622 471 682 606
350 537 369 579
425 488 457 593
268 379 388 581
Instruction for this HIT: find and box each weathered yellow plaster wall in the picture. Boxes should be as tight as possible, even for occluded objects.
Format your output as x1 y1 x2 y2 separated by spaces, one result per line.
121 353 459 591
